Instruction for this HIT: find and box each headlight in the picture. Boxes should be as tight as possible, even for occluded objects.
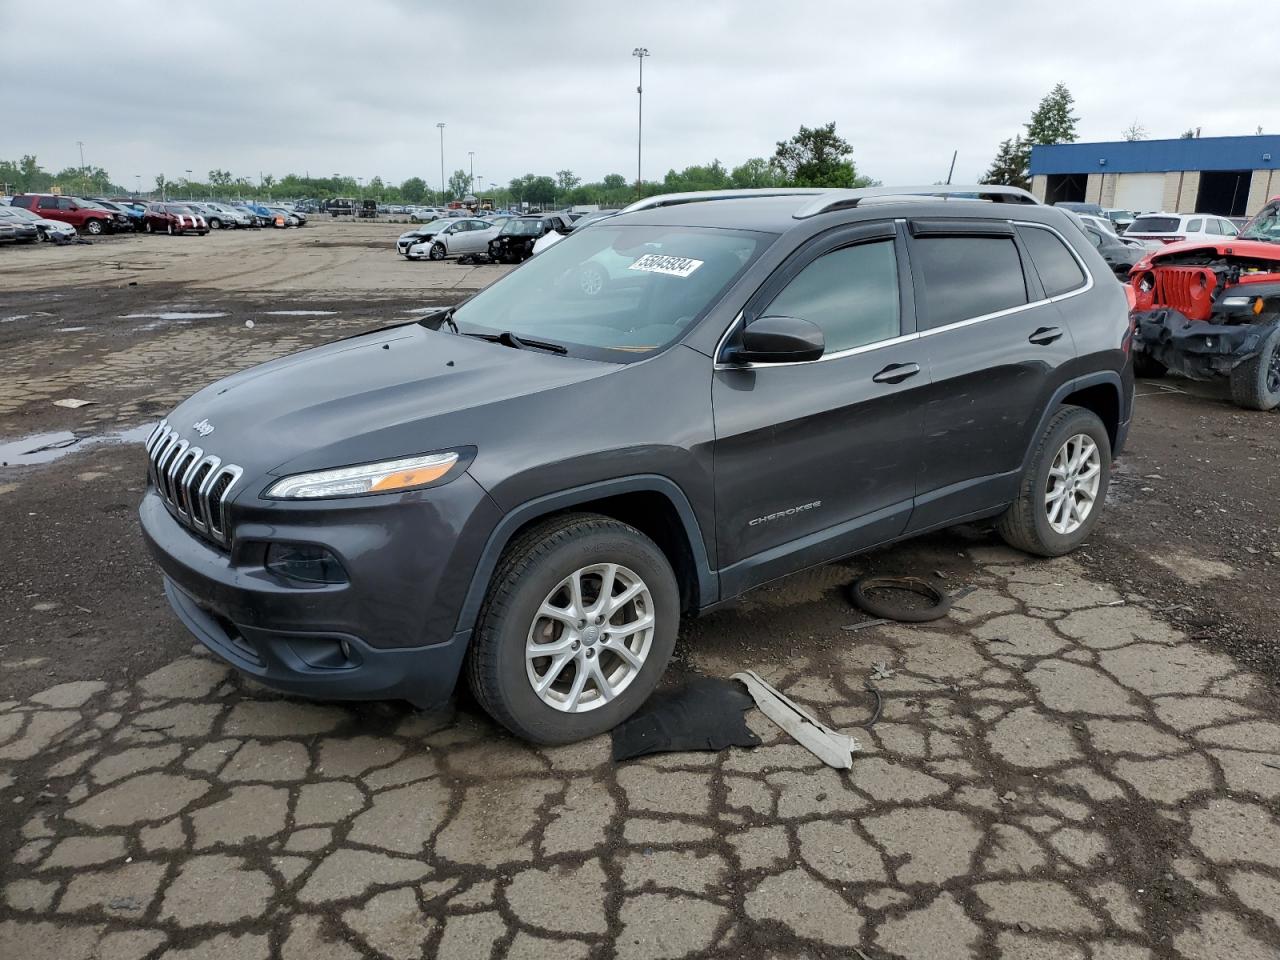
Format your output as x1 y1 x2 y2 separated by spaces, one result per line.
265 451 462 499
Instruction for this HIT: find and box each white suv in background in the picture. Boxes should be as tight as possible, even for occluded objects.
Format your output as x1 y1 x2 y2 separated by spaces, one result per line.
1123 212 1239 249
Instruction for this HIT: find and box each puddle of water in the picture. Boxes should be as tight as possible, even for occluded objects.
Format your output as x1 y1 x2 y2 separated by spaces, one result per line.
263 310 337 316
121 312 228 320
0 422 155 468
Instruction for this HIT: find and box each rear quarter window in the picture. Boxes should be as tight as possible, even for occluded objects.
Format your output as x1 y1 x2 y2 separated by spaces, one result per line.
1129 216 1180 234
913 236 1028 330
1018 226 1087 297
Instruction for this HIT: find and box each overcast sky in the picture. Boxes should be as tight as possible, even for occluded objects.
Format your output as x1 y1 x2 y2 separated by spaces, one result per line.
4 0 1278 191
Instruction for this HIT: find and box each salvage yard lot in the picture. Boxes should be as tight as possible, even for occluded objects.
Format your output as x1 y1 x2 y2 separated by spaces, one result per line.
1 221 1279 959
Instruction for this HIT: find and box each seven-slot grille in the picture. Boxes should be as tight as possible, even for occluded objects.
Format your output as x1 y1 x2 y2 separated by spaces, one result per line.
145 419 244 546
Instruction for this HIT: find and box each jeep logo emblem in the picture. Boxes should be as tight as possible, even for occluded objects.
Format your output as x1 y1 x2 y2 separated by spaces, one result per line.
192 419 215 437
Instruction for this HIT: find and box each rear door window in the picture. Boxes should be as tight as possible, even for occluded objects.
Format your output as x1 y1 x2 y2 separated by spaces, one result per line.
1018 226 1087 297
912 236 1028 330
762 240 900 353
1186 219 1203 232
1129 216 1180 234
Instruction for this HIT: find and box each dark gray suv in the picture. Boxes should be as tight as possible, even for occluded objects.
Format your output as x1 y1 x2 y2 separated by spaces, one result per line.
139 185 1134 743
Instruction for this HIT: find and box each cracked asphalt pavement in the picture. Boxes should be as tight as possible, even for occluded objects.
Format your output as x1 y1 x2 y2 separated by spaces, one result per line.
2 223 1278 959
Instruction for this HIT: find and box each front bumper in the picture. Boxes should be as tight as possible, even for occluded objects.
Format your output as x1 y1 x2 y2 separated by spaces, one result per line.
139 473 501 708
1133 308 1274 379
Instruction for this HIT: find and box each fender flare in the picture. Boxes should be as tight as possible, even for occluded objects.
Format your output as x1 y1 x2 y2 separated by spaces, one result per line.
1022 370 1127 471
454 475 717 634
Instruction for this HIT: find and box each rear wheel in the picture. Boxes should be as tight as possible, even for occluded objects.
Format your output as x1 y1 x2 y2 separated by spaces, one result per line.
84 219 104 236
1228 321 1280 411
466 514 679 744
997 406 1111 557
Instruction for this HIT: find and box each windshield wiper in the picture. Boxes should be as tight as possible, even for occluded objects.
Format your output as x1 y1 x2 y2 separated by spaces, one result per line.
417 306 458 333
465 330 568 354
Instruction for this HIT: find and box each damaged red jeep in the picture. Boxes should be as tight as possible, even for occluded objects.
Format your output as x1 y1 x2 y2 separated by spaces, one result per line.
1129 196 1280 410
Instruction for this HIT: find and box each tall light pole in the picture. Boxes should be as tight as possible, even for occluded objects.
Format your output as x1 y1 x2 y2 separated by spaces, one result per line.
134 174 141 199
632 47 649 198
185 169 193 199
468 151 475 194
436 123 446 201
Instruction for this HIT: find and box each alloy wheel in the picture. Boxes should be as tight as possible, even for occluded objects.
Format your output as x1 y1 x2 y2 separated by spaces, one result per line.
1045 433 1101 535
525 563 655 713
1267 343 1280 395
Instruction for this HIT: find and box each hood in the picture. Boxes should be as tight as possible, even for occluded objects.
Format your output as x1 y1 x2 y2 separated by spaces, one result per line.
1139 238 1280 266
166 323 613 485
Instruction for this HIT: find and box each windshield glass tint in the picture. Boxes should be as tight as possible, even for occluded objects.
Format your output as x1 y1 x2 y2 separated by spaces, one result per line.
167 206 195 215
1239 206 1280 242
453 224 771 360
502 219 544 236
1128 216 1180 234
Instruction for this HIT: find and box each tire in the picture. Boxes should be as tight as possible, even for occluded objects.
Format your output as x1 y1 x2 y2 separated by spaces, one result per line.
144 221 153 234
209 218 222 230
84 219 104 236
1228 320 1280 412
167 223 176 236
466 513 680 744
1133 351 1167 378
429 242 446 261
996 405 1112 558
849 576 952 623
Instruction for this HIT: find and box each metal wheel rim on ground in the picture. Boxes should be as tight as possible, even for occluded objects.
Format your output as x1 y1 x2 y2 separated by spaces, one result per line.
525 562 655 713
1045 433 1101 535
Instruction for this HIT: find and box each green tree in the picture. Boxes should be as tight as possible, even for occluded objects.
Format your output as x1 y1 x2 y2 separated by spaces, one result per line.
556 169 581 193
602 173 627 191
1025 83 1079 145
208 169 233 188
447 169 473 199
662 160 732 193
1179 128 1197 139
401 177 427 203
772 122 873 188
979 135 1030 190
731 157 784 188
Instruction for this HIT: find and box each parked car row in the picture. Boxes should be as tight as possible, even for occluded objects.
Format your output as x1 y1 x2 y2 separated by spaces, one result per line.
396 211 595 264
0 194 311 241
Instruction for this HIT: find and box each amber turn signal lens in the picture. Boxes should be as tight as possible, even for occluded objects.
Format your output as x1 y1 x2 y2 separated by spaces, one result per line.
369 463 455 492
1255 297 1266 315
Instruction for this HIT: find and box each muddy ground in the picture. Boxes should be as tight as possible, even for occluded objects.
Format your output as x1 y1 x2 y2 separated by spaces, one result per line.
1 221 1277 959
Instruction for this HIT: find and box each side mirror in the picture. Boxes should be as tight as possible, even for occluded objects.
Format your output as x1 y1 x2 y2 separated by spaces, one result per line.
723 315 825 365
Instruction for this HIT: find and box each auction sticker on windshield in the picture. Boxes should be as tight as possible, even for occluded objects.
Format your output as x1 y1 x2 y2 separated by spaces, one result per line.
628 254 704 278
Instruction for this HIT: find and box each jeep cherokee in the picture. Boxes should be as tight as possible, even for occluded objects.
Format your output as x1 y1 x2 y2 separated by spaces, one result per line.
139 185 1133 743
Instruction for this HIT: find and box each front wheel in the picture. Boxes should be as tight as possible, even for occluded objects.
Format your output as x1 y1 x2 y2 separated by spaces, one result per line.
428 242 446 261
84 219 104 236
466 514 679 744
1228 321 1280 411
144 221 154 234
996 406 1112 557
209 218 222 229
167 223 176 235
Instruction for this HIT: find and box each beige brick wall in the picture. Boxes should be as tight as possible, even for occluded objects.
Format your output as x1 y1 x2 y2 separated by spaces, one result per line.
1176 171 1200 213
1030 175 1047 203
1246 169 1278 216
1085 173 1102 205
1161 173 1182 213
1099 173 1118 208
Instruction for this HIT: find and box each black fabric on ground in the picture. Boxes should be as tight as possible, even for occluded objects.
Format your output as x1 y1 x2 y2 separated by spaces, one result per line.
611 676 761 761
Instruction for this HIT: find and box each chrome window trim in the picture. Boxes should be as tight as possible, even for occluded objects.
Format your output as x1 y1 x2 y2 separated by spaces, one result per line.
713 218 1093 369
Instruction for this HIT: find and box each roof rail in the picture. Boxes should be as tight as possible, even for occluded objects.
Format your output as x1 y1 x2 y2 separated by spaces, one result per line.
792 184 1039 219
619 188 827 214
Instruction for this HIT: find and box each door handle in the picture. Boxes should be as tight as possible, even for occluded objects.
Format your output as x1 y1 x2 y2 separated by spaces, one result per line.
1029 326 1064 345
872 362 920 384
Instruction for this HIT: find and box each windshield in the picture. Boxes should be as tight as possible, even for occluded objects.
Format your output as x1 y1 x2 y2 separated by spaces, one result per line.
418 219 450 232
0 206 40 222
1239 205 1280 243
451 223 771 361
502 219 545 237
167 205 195 215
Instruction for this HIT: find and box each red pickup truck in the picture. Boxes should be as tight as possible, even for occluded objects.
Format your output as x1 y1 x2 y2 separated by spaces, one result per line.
10 194 129 236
